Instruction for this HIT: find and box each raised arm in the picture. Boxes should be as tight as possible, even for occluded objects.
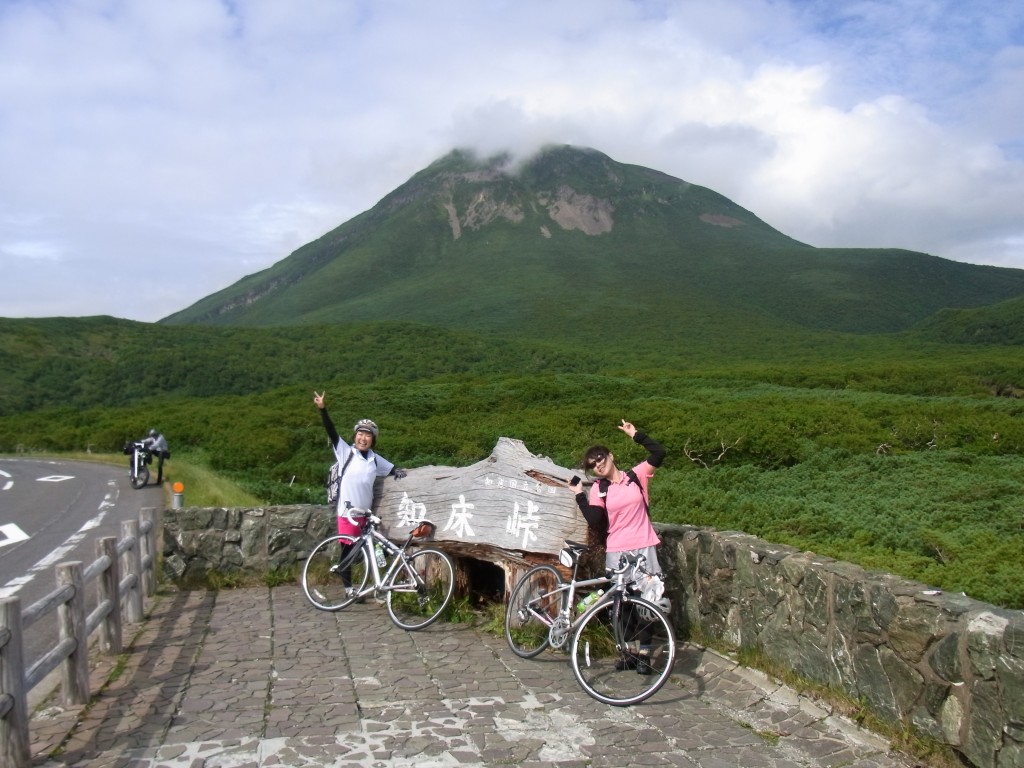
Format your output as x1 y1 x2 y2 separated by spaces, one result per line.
618 419 665 467
632 431 666 467
314 390 341 446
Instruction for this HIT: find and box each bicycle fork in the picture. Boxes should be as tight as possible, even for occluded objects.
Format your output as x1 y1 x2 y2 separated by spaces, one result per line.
577 593 628 666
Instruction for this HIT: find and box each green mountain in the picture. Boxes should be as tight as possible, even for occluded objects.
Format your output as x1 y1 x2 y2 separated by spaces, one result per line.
163 145 1024 342
912 294 1024 346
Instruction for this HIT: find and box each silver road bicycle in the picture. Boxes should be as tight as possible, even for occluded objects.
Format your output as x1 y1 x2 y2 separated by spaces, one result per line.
505 540 676 706
302 504 455 631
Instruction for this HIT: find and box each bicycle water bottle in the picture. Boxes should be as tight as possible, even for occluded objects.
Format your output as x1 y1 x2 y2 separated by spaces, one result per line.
577 589 604 612
374 543 386 568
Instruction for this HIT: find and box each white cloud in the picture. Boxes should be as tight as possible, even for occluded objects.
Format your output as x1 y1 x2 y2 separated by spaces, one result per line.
0 0 1022 321
1 239 65 262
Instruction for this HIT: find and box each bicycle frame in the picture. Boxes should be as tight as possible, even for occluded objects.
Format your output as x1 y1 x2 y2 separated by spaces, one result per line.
506 541 676 705
350 526 421 598
519 547 643 649
302 505 455 629
335 506 435 599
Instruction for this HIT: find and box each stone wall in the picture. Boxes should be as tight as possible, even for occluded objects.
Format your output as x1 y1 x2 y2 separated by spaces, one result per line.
655 524 1022 768
162 505 332 585
161 507 1022 768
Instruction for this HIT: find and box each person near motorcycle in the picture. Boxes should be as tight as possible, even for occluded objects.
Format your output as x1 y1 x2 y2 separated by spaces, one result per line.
313 391 406 594
141 428 170 485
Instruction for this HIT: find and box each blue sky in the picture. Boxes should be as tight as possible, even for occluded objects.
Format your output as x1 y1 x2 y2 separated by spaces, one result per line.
2 0 1022 321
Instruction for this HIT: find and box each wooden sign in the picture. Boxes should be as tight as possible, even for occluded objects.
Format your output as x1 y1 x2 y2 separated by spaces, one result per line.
372 437 590 570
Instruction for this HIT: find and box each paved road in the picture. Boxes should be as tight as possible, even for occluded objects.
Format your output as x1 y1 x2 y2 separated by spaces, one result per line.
28 585 921 768
0 457 163 665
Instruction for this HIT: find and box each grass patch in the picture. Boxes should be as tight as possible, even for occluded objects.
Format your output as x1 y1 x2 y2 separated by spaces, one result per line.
265 566 297 587
480 602 508 635
161 458 263 508
4 450 263 508
107 652 131 684
439 594 480 624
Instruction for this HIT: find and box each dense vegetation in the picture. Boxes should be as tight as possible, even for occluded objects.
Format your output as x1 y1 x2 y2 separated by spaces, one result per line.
4 146 1024 610
2 316 1022 609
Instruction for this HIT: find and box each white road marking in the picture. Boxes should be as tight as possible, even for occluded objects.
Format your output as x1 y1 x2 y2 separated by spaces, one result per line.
0 523 30 548
0 468 11 491
37 475 75 482
0 479 119 598
0 576 33 598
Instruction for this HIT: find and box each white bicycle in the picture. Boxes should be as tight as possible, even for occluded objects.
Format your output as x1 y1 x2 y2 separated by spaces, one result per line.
301 504 455 631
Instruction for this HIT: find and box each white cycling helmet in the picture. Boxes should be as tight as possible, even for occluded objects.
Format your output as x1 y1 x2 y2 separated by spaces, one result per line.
353 419 379 439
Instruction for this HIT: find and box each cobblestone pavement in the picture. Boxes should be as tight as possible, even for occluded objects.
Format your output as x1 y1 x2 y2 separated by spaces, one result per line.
28 586 922 767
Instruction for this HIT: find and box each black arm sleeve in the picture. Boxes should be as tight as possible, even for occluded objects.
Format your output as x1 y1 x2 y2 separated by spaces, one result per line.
575 492 609 537
632 431 666 468
320 407 341 448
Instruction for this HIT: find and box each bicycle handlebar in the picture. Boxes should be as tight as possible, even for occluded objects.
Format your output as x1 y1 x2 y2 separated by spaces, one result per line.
609 553 649 583
561 540 648 580
342 503 379 527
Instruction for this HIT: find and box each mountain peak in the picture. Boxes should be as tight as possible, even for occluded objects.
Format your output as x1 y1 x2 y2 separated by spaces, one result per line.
162 145 1024 339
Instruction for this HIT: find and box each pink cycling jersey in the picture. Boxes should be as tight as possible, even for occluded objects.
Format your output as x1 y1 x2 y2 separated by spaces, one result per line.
587 460 660 552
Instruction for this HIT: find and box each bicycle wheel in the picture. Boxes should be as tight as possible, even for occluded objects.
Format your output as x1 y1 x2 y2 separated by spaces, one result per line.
570 595 676 706
504 565 566 658
301 535 368 611
386 548 455 630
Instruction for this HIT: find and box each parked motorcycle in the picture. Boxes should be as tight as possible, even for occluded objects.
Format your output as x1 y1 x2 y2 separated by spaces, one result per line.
122 440 152 489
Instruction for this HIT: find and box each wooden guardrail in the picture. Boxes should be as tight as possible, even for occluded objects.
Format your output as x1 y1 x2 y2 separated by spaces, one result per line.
0 506 161 768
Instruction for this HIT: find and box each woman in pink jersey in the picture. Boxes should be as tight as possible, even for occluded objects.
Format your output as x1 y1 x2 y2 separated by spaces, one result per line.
570 419 666 674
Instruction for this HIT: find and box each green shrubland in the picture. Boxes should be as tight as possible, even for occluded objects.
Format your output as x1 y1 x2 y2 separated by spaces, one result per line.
2 326 1022 608
6 146 1023 611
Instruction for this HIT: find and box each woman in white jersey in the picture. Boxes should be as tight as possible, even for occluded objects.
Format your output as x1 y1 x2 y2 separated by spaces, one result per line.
314 391 405 593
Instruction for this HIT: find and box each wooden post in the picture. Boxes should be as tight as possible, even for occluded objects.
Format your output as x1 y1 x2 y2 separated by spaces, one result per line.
56 562 89 706
373 437 591 591
139 507 156 597
121 520 143 624
95 536 122 655
0 598 31 768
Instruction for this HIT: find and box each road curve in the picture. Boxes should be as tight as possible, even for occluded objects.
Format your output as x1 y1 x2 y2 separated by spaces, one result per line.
0 456 164 667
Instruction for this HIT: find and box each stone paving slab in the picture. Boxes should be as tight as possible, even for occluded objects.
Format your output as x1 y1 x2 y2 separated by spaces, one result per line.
28 586 923 767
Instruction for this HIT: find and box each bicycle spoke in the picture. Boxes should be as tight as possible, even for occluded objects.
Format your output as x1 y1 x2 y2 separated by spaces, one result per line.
301 535 368 611
570 596 676 706
386 548 455 630
504 565 566 658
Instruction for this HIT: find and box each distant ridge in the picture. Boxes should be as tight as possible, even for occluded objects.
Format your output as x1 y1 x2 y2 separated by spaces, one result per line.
162 145 1024 343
